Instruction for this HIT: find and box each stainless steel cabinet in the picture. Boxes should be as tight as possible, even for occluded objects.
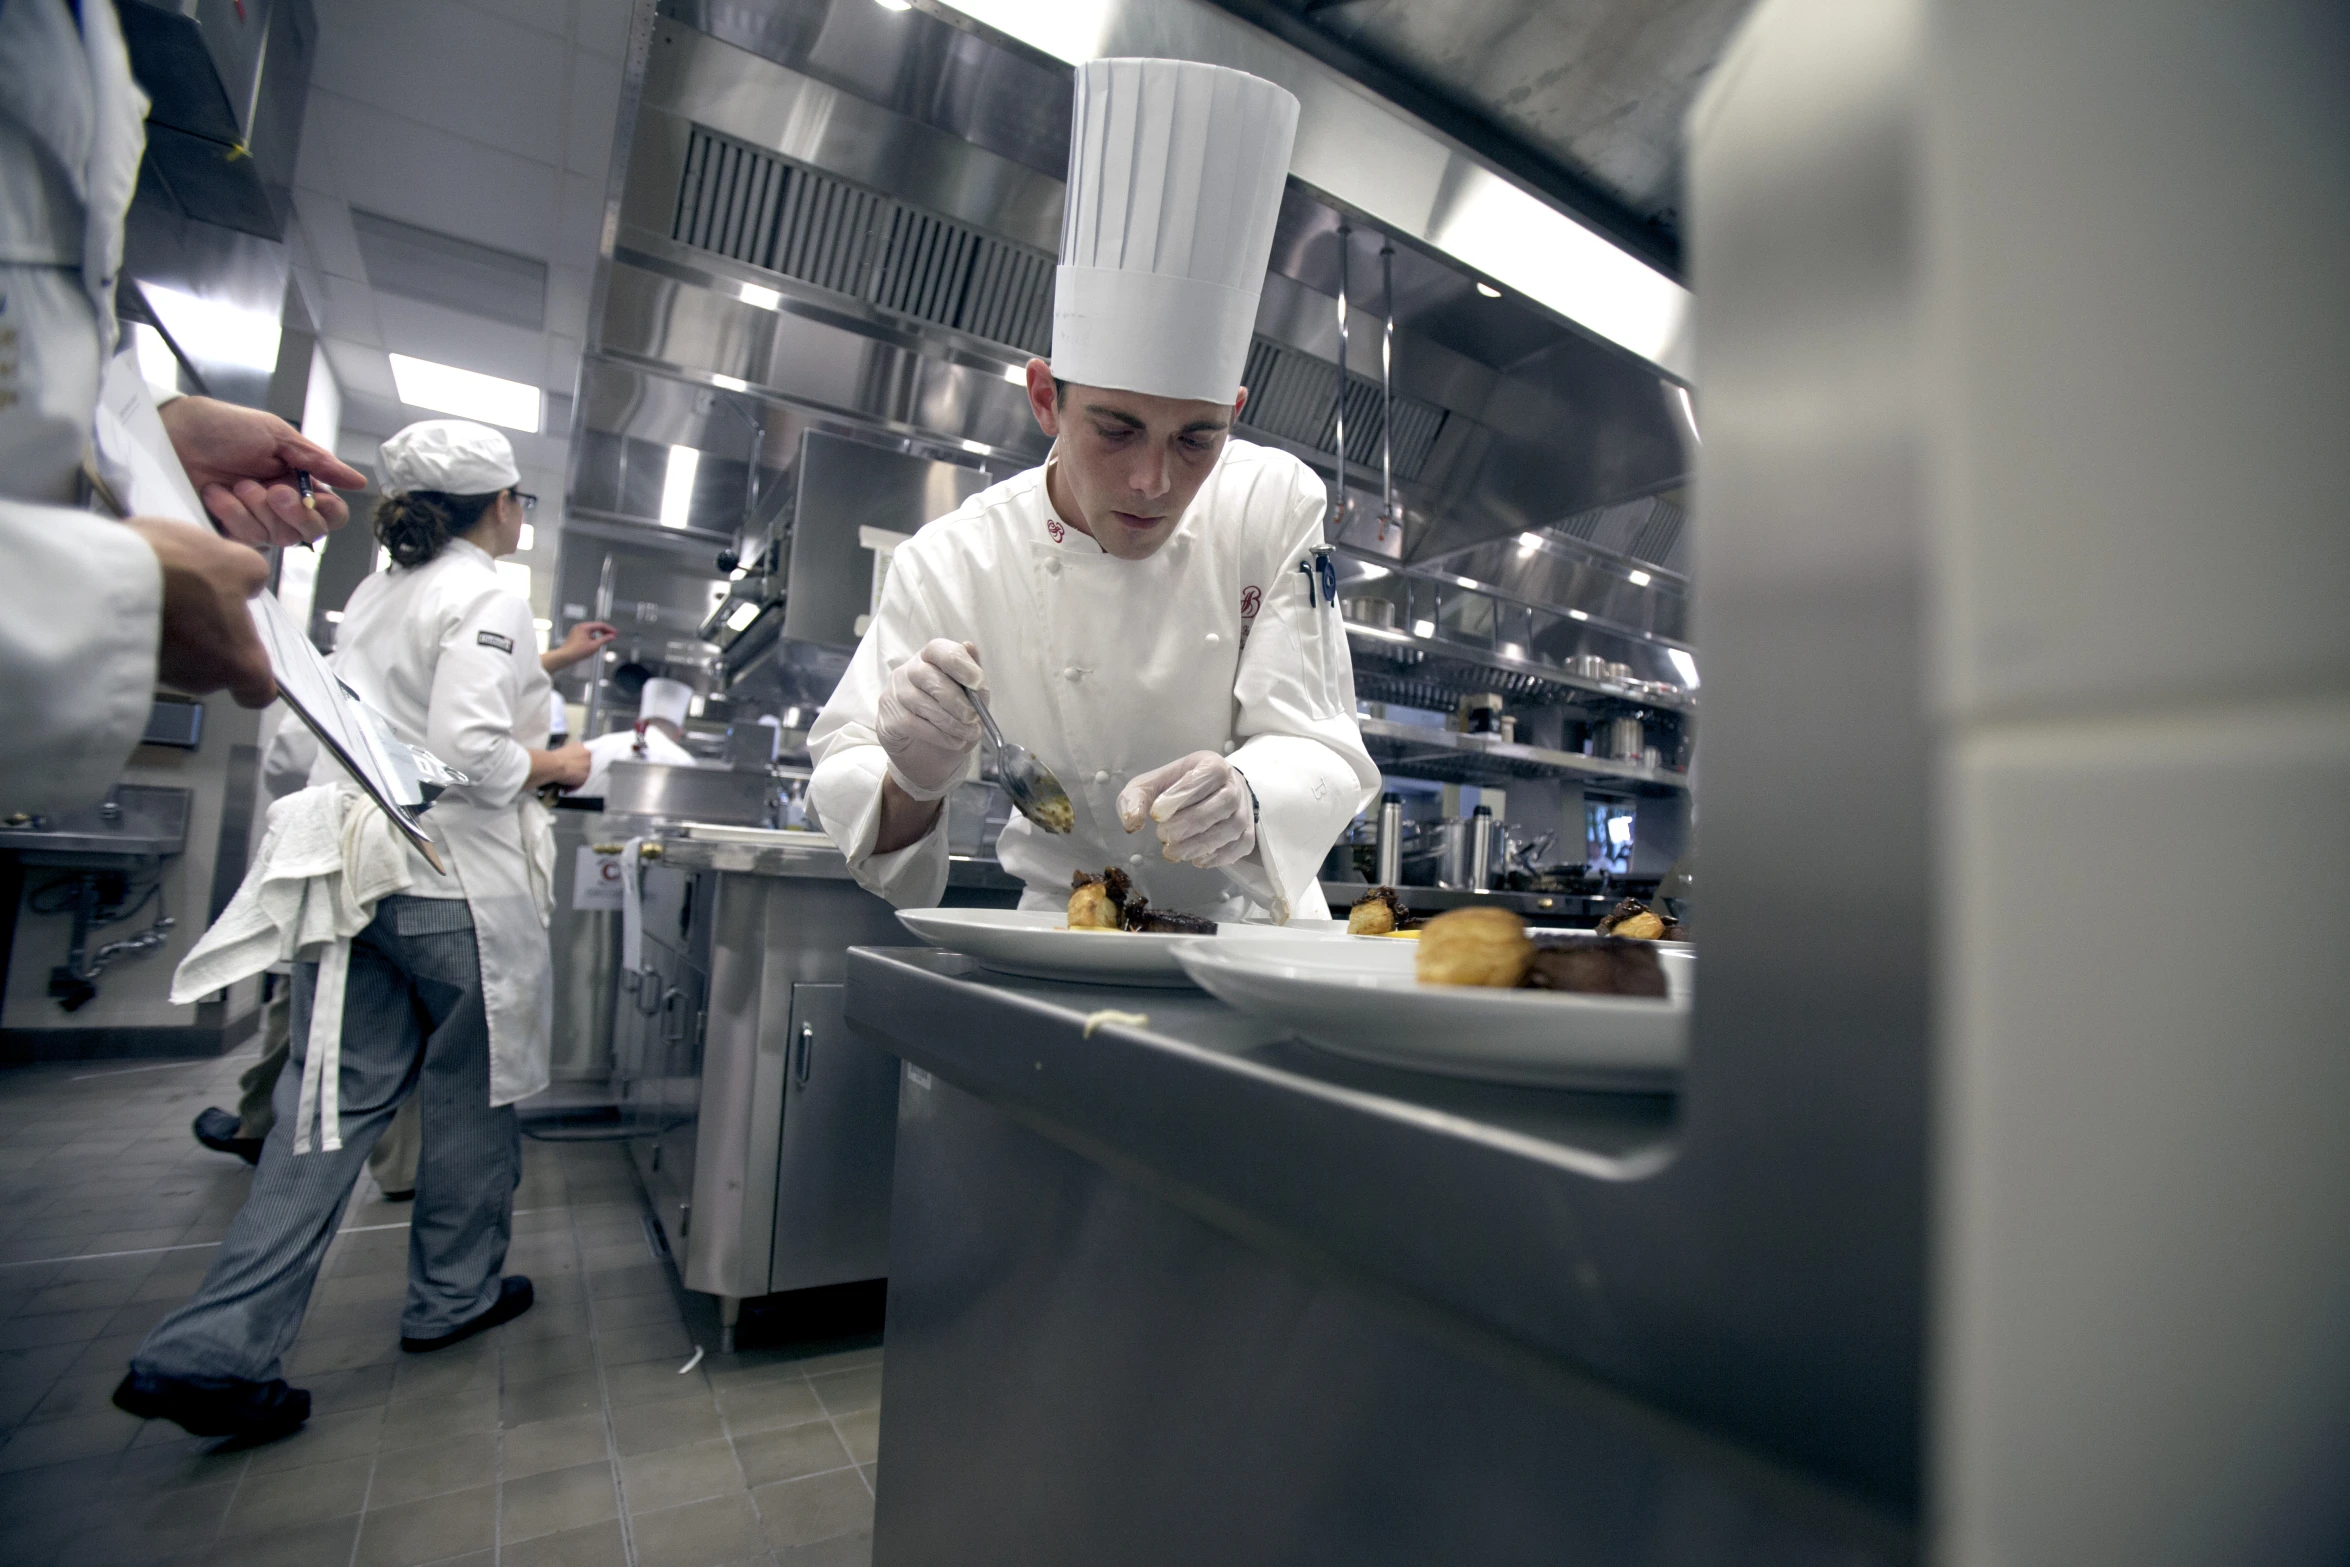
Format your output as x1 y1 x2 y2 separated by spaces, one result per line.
769 983 897 1292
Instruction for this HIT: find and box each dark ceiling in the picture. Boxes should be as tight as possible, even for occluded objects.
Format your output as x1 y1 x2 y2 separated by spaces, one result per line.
1203 0 1756 278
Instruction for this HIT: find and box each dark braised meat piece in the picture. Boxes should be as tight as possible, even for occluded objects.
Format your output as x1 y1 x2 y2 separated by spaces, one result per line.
1069 867 1134 930
1595 898 1682 941
1523 935 1669 997
1124 904 1217 935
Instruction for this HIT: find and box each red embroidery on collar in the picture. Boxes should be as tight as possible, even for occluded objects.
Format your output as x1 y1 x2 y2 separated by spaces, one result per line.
1046 517 1066 544
1240 585 1263 620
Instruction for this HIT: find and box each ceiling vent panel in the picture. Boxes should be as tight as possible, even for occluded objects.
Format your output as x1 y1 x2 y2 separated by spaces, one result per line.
350 208 548 331
673 124 1054 355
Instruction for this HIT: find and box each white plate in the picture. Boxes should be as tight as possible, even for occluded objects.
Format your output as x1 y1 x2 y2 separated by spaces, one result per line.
895 907 1341 988
1174 940 1693 1089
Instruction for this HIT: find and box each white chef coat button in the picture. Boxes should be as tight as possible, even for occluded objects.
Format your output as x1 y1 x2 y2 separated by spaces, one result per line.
1046 560 1061 576
1204 631 1221 646
1128 853 1146 867
1093 770 1109 784
1063 666 1082 681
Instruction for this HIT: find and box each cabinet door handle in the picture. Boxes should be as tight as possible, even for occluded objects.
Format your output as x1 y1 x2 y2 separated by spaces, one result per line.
661 988 687 1043
793 1023 814 1085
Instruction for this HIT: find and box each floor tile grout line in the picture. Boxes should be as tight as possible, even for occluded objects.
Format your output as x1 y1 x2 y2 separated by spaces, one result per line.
572 1153 641 1567
0 1207 560 1271
812 1375 875 1499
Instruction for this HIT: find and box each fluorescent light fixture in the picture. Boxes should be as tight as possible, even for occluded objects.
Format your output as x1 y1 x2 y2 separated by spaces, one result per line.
1667 648 1700 688
1499 641 1526 660
943 0 1115 61
141 284 282 375
1411 618 1436 639
1475 282 1501 299
725 600 762 633
324 609 345 623
533 618 551 630
1627 569 1651 587
1003 364 1028 384
659 445 700 530
1568 609 1590 622
1352 562 1389 581
738 283 781 310
1455 574 1481 590
1515 531 1543 555
518 523 536 552
710 372 750 393
959 438 991 455
1673 383 1702 444
873 0 913 9
388 352 541 432
131 322 181 396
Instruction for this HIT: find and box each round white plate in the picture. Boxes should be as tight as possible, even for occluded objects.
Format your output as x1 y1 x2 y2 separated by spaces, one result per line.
896 907 1341 988
1174 940 1693 1089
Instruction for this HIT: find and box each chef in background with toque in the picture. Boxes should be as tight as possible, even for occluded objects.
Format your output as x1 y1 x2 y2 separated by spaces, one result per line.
574 676 701 800
808 58 1376 922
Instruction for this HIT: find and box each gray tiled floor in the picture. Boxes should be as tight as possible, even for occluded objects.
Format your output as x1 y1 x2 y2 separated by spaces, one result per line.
0 1047 879 1565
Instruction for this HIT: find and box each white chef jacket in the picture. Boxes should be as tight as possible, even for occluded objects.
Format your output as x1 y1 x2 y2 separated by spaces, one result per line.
809 439 1377 921
0 0 162 814
576 724 697 801
319 538 557 1106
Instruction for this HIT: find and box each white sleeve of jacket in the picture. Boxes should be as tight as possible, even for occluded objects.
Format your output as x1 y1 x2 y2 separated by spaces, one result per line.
0 501 162 814
1223 468 1380 920
807 546 954 908
427 589 537 810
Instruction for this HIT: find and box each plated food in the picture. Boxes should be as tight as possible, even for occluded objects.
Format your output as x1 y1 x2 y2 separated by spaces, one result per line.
1594 898 1683 941
1415 906 1669 997
1344 886 1417 936
1068 868 1218 935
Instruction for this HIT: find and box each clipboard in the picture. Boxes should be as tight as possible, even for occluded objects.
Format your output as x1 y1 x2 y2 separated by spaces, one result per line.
92 353 459 872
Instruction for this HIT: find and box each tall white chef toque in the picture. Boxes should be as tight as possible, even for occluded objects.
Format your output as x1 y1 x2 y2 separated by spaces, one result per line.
638 678 692 730
1051 58 1300 403
378 418 522 495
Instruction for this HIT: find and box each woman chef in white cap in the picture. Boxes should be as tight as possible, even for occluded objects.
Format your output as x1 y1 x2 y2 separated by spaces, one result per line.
118 419 592 1440
809 59 1377 921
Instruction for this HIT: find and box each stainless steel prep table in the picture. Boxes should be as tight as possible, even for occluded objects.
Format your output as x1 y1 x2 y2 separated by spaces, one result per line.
618 834 1018 1344
847 947 1915 1566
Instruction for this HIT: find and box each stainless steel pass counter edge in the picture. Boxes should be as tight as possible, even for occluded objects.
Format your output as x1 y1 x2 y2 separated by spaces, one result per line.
844 947 1911 1567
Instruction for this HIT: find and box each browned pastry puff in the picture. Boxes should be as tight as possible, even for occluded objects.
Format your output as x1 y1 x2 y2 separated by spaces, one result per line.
1523 935 1669 998
1415 906 1536 987
1068 868 1216 935
1346 886 1414 935
1595 898 1683 942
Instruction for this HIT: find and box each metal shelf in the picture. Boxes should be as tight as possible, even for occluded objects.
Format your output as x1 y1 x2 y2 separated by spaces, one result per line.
1358 718 1689 794
1345 624 1696 714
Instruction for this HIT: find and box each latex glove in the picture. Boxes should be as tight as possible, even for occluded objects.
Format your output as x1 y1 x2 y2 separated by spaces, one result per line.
878 639 985 800
157 396 367 545
1118 751 1256 869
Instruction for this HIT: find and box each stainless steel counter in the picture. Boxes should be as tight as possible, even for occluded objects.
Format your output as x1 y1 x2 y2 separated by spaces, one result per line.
848 948 1912 1566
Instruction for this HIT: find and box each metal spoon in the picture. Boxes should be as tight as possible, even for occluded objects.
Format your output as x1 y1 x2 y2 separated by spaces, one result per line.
954 680 1075 835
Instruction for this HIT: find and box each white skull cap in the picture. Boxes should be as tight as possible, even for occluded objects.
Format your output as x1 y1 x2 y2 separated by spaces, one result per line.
1051 58 1299 403
379 419 522 495
638 678 692 729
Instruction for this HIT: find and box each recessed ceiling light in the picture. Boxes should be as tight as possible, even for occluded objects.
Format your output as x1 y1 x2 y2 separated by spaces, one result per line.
388 353 541 432
1567 609 1589 622
1515 531 1542 555
1667 648 1700 688
143 284 282 374
738 283 780 310
1411 619 1436 639
1003 364 1028 384
1475 282 1501 299
710 373 750 392
873 0 913 9
960 438 991 455
518 523 535 552
660 446 700 530
1627 569 1651 587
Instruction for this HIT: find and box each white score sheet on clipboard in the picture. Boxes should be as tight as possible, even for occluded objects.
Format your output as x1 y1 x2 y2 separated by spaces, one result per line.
95 355 454 873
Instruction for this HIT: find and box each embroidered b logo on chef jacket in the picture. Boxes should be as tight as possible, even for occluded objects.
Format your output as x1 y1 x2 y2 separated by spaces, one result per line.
477 630 515 654
1239 586 1262 621
1046 517 1066 544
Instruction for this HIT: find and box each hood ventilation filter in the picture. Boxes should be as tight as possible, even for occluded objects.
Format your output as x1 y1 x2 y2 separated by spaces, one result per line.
1238 338 1449 482
673 124 1056 354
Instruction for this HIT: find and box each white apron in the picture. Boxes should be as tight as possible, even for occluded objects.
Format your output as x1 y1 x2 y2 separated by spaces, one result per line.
809 439 1378 921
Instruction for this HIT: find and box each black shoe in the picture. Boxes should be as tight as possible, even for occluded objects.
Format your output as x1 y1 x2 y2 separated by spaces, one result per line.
112 1368 309 1440
378 1187 415 1202
401 1276 533 1353
192 1107 262 1166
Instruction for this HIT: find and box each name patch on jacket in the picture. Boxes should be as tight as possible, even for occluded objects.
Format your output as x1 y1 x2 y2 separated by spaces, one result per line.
476 630 516 654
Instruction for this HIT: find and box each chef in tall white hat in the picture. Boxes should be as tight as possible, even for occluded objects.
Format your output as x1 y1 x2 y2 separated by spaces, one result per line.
809 58 1377 921
574 675 701 800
